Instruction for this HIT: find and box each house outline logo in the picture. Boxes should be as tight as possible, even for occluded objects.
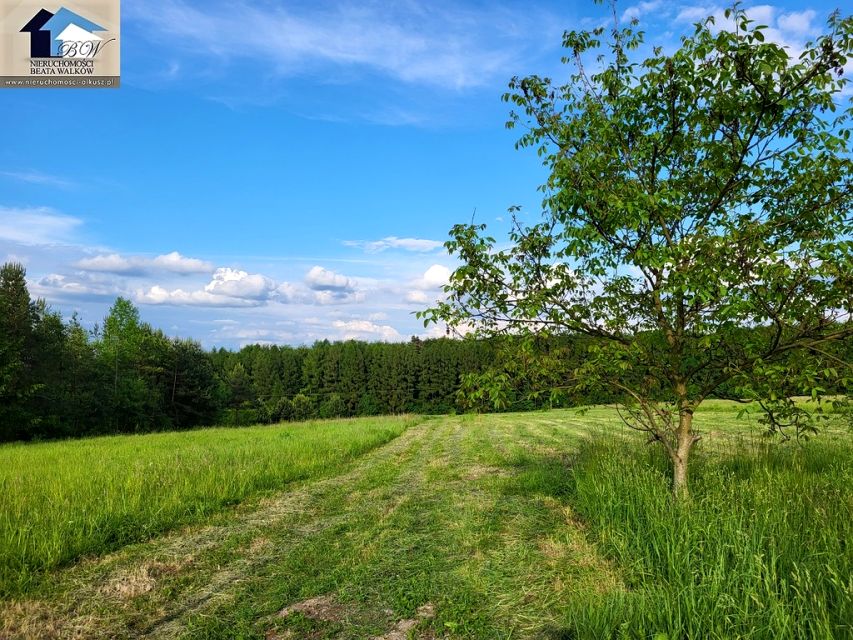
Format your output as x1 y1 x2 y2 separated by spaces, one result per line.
2 0 120 88
20 6 108 58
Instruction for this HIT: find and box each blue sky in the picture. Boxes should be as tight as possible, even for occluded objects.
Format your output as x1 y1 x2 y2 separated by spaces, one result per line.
1 0 845 347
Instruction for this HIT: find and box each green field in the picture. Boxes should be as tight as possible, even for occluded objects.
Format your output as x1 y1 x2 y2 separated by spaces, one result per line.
0 416 418 598
1 405 851 639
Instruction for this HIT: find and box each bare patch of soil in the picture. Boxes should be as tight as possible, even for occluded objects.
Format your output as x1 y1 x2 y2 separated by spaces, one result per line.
278 594 348 623
372 603 435 640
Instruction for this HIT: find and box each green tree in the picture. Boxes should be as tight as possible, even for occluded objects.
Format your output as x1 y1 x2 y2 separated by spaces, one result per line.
338 341 367 415
418 338 460 413
0 263 38 439
29 300 67 438
99 297 148 431
169 338 220 428
318 392 346 419
61 314 105 435
423 5 853 496
279 346 305 398
225 361 254 425
291 393 315 421
301 341 326 399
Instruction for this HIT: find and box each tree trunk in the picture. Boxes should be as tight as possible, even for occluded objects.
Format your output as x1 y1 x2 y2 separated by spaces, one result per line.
671 409 697 499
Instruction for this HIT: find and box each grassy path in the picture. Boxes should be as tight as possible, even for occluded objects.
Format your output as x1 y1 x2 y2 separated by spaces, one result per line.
4 406 848 638
1 414 622 639
0 417 417 598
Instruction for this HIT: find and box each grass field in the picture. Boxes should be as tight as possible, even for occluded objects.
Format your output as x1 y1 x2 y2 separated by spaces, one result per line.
0 416 418 599
1 405 851 639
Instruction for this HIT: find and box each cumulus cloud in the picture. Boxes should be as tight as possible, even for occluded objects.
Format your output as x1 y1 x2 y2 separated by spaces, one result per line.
403 264 451 305
134 265 370 308
414 264 451 290
151 251 214 274
332 319 402 342
75 253 142 274
0 207 82 245
673 4 831 68
275 281 307 303
777 10 818 35
136 285 265 307
313 289 365 305
75 251 213 275
137 267 278 307
33 272 124 300
343 236 443 253
204 267 277 299
305 265 355 291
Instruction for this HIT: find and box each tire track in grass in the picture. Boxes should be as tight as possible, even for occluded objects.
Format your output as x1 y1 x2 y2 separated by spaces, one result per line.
150 419 441 639
171 415 624 638
0 423 433 640
3 415 626 639
453 417 625 636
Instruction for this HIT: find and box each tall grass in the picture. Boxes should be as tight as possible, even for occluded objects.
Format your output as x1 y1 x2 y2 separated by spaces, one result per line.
562 432 853 639
0 416 417 598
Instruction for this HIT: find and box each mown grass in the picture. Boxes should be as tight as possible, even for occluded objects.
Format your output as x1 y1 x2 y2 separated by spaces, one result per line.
559 406 853 639
1 405 850 640
0 415 418 598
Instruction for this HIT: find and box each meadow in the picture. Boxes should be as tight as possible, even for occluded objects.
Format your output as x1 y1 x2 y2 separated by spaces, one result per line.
1 404 851 639
0 416 418 598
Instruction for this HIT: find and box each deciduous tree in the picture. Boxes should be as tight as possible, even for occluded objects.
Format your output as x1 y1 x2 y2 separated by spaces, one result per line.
422 4 853 496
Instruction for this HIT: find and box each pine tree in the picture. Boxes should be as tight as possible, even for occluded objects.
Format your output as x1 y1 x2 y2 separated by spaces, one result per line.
0 263 38 440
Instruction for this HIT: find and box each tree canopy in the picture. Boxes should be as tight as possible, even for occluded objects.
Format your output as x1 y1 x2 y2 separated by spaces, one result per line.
422 3 853 495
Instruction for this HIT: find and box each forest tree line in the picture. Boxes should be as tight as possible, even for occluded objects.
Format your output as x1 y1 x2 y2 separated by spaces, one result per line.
1 262 847 442
1 263 504 441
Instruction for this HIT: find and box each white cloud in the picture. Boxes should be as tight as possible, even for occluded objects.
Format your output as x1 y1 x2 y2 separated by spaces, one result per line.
135 264 376 309
405 290 430 304
0 170 74 189
275 281 307 303
137 267 278 307
621 0 662 23
673 4 822 62
0 207 82 245
332 319 402 342
675 6 712 23
33 272 124 300
313 289 365 305
75 253 140 274
137 285 264 307
344 236 443 253
747 4 777 25
125 0 547 89
76 251 213 275
305 265 355 291
204 267 277 299
151 251 214 274
402 264 452 304
777 10 817 35
414 264 451 290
